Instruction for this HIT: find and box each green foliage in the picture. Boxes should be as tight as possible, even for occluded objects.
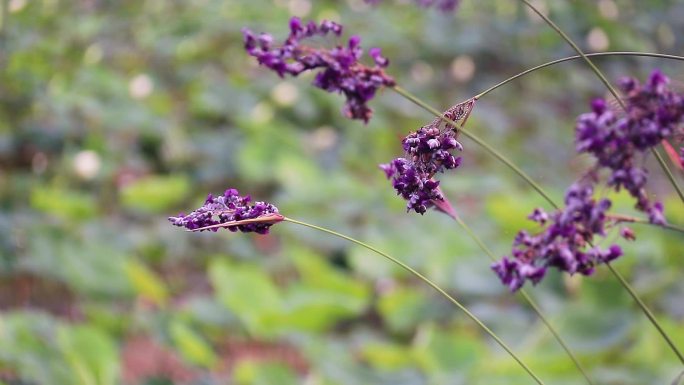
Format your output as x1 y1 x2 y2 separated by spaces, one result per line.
121 175 191 213
58 325 120 385
209 259 283 336
124 259 169 306
233 361 299 385
169 320 219 369
0 313 119 385
2 0 683 384
31 186 98 221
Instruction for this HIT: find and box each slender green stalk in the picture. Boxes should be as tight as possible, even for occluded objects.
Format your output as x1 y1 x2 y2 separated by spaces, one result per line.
518 0 684 364
452 214 595 385
604 261 684 364
392 85 559 209
517 0 684 203
653 149 684 203
475 52 684 100
518 0 624 107
283 216 546 385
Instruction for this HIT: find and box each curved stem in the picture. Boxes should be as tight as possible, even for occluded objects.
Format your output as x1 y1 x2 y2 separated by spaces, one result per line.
475 52 684 100
283 216 546 385
392 85 559 209
452 214 595 385
518 0 684 365
517 0 684 204
518 0 624 108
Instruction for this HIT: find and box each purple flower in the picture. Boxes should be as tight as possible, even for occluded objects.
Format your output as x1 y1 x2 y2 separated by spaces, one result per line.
380 101 474 214
380 158 444 214
491 182 625 291
575 70 684 224
243 17 395 123
169 189 283 234
365 0 461 12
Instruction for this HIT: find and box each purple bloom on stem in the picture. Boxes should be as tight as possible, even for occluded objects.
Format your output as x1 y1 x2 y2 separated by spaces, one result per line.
169 189 282 234
380 158 444 214
380 100 474 215
575 70 684 224
243 17 395 123
491 182 624 292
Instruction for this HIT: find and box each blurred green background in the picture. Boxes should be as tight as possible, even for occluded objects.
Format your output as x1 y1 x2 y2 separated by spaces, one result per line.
1 0 683 384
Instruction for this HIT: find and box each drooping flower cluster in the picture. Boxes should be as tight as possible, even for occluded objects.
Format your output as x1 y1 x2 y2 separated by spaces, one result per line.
492 182 625 291
243 17 395 123
575 70 684 224
491 70 683 291
365 0 461 12
169 189 282 234
380 100 473 214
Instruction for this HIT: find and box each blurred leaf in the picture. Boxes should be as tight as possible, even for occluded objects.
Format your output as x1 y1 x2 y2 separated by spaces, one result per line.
412 325 484 373
275 248 371 332
209 259 283 336
361 342 415 371
233 361 299 385
378 288 428 334
31 186 98 220
121 175 191 213
57 325 119 385
169 320 218 368
27 231 134 297
123 260 169 306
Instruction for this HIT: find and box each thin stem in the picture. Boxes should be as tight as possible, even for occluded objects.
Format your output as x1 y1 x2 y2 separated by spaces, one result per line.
605 262 684 364
452 214 595 385
283 216 546 385
475 52 684 100
518 0 624 108
392 85 559 209
518 0 684 203
653 148 684 203
518 0 684 364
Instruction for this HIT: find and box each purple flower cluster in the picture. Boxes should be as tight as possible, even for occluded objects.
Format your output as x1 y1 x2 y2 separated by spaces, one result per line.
243 17 395 123
169 189 282 234
575 70 684 224
380 102 472 214
492 182 624 291
365 0 461 12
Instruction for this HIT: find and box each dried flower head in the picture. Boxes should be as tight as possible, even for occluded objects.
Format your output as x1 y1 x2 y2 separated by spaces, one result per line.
169 189 282 234
491 182 625 291
380 100 473 214
243 17 395 123
575 70 684 224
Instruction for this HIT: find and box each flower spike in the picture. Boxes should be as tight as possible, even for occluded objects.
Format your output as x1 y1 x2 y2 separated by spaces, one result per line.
243 17 395 123
169 189 282 234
